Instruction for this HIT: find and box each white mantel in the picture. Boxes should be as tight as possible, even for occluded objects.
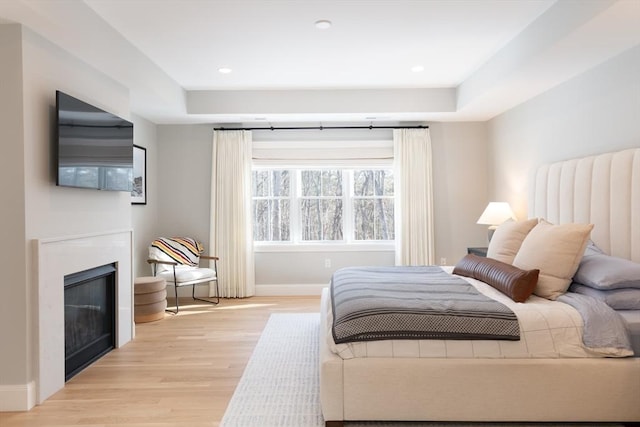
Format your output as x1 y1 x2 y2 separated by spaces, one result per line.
35 230 134 405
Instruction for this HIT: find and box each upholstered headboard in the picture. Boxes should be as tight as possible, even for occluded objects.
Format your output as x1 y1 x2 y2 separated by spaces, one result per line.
533 148 640 263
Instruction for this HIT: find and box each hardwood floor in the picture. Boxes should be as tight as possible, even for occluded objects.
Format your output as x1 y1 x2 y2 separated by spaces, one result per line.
0 296 321 426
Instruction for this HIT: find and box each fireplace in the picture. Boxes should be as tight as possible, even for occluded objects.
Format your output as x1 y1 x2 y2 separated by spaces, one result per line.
35 230 134 408
64 264 116 381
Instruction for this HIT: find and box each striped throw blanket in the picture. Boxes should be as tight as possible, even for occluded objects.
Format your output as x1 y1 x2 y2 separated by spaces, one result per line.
151 237 204 266
331 266 520 344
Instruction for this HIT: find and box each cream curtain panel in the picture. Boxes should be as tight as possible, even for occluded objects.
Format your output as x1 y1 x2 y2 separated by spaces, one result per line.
210 130 255 298
393 128 435 266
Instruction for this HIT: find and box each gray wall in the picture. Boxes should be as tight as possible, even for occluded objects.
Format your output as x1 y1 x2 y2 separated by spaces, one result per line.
430 122 490 260
131 114 159 278
0 23 29 401
1 23 133 401
153 124 213 297
487 45 640 219
156 124 213 243
154 122 489 294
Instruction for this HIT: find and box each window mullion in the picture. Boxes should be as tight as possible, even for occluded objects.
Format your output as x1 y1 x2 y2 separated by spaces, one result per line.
291 169 300 244
344 170 353 243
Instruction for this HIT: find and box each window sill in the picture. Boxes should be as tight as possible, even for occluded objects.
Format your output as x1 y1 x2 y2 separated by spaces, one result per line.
254 242 395 253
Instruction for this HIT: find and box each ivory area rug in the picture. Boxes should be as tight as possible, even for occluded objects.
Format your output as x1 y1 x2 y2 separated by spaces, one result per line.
220 313 622 427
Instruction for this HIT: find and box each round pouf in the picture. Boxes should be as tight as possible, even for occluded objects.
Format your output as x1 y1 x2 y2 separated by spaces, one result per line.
134 276 167 323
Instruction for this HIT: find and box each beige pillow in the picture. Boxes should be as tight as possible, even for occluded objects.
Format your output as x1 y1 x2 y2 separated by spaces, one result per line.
513 219 594 300
486 218 538 264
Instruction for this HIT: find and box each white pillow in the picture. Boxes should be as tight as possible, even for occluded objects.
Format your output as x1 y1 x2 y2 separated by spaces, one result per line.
486 218 538 264
513 219 593 300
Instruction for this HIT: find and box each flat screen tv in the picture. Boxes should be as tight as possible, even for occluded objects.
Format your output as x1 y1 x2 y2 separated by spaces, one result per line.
56 90 134 191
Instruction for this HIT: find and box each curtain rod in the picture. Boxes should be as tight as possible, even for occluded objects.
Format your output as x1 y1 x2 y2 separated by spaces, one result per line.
213 125 428 131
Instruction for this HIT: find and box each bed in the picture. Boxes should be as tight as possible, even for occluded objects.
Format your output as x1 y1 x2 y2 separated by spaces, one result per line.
319 148 640 426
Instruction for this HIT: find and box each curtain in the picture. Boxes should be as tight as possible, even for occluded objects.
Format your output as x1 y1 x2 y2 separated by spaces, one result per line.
393 128 435 266
210 130 255 298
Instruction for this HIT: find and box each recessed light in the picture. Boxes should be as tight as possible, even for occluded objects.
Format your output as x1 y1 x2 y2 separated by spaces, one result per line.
218 67 232 74
315 20 332 30
411 65 425 73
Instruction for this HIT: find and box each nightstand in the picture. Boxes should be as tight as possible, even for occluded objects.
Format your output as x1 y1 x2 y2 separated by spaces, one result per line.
467 247 488 257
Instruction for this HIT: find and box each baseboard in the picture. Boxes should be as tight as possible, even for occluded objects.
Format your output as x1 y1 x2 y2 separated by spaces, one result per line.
0 381 36 411
255 284 327 296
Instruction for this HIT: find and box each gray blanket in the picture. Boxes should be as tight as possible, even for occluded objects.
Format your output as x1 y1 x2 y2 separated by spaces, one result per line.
558 292 633 354
331 266 520 344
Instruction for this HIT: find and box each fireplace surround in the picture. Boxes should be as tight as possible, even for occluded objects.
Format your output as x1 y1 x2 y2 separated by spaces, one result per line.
35 230 133 406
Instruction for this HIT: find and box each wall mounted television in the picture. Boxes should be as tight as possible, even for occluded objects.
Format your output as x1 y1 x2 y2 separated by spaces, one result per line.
56 90 134 191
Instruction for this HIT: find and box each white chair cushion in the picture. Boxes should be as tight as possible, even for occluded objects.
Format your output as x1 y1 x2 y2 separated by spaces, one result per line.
157 267 216 284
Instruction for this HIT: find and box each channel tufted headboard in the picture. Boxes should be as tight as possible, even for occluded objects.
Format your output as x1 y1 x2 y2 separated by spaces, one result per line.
533 148 640 263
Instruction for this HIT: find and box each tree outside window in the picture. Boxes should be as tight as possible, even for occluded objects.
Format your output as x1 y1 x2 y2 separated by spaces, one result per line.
352 170 394 240
252 170 290 241
300 170 343 241
252 168 394 243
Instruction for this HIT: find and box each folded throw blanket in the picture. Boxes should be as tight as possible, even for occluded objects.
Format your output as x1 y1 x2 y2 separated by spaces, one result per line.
558 292 633 355
331 266 520 344
151 237 203 266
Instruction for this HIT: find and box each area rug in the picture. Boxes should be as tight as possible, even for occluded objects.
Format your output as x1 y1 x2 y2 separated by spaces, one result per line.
220 313 622 427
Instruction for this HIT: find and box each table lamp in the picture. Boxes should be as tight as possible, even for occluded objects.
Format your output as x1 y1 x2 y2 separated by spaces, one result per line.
477 202 516 242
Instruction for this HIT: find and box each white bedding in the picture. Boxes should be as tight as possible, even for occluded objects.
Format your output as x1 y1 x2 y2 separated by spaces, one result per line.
327 267 633 360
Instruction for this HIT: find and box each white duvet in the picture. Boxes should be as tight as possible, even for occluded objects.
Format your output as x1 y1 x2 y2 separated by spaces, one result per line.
327 267 633 360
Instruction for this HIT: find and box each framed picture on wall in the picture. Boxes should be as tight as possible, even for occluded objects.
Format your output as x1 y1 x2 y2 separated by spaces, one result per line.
132 145 146 205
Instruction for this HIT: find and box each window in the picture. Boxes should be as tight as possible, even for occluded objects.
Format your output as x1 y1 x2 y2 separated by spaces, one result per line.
352 170 394 240
252 170 291 241
300 170 343 241
252 168 394 243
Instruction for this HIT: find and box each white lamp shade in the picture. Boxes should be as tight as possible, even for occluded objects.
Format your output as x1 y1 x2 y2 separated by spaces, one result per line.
477 202 517 226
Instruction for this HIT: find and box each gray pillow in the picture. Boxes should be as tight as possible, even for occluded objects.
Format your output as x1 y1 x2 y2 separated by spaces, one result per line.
573 242 640 290
583 239 604 256
569 283 640 310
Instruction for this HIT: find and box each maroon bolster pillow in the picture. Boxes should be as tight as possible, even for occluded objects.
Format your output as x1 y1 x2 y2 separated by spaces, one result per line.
453 254 539 303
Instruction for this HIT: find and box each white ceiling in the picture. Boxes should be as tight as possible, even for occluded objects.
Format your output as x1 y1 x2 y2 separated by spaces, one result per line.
2 0 640 124
85 0 553 90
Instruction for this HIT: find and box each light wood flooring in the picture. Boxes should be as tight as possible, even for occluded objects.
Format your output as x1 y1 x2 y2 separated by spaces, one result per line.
0 296 321 427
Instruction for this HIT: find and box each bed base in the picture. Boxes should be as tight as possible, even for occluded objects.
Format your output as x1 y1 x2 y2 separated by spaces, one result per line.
320 289 640 425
